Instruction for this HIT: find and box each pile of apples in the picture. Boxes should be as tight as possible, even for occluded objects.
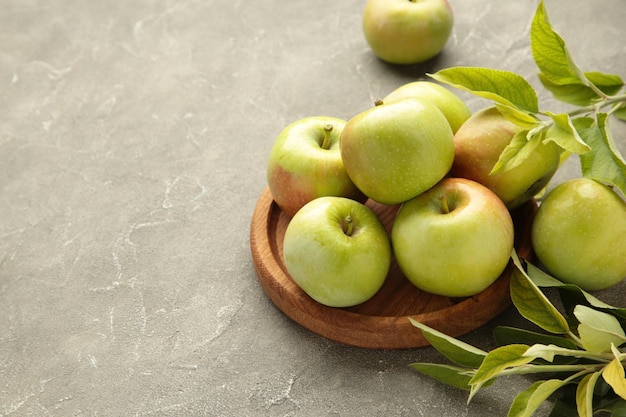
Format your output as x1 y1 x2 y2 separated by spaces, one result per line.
266 81 626 308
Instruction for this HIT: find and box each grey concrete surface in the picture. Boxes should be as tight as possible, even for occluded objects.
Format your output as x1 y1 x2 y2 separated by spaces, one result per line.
1 0 625 416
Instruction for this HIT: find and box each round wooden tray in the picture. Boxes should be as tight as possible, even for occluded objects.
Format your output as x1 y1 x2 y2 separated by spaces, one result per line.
250 187 536 350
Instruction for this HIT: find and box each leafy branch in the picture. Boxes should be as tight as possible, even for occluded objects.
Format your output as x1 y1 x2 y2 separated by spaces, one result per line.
409 252 626 417
428 0 626 197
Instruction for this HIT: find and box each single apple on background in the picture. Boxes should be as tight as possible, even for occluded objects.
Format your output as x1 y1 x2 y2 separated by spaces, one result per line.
451 106 562 209
383 81 471 133
283 196 392 308
391 177 515 298
266 116 365 217
362 0 454 65
340 98 454 205
531 178 626 291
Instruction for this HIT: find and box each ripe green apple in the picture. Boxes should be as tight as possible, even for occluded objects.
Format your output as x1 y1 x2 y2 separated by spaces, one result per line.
283 196 391 307
531 178 626 291
383 81 471 133
391 178 515 297
451 107 562 209
362 0 454 65
267 116 365 217
340 98 454 205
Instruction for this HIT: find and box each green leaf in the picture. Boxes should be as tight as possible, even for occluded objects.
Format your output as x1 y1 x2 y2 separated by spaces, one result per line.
494 327 578 350
615 105 626 122
523 260 626 318
408 318 487 368
524 344 604 363
430 67 539 113
574 306 625 336
572 115 595 126
549 395 580 417
576 372 602 417
490 130 536 174
538 74 596 106
586 72 625 95
510 256 571 334
468 344 534 401
574 305 626 353
495 103 540 128
579 323 626 354
409 363 473 390
595 395 626 416
538 72 625 106
602 345 626 400
522 260 569 288
508 379 566 417
543 111 591 154
579 113 626 196
530 0 588 86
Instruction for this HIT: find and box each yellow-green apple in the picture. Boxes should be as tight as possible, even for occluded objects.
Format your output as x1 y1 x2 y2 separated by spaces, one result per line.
340 98 454 204
451 107 561 209
267 116 365 217
531 178 626 291
391 178 514 297
362 0 454 65
283 196 391 307
383 81 471 133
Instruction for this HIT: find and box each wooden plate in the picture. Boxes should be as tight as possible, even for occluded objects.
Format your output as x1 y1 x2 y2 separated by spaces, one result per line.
250 187 536 350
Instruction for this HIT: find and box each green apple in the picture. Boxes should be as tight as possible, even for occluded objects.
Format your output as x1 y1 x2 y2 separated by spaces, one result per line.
283 196 391 307
267 116 365 217
391 178 514 297
362 0 454 65
531 178 626 291
383 81 471 133
451 107 562 209
340 98 454 205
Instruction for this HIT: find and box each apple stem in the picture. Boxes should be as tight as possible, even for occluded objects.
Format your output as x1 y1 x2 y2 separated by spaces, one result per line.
374 99 384 106
440 195 450 214
321 124 333 150
342 215 354 236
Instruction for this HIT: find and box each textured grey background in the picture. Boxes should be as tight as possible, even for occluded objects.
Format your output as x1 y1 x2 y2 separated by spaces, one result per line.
1 1 625 416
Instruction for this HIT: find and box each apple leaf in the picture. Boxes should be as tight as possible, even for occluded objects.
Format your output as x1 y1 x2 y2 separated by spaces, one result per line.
579 113 626 196
576 372 602 417
531 0 588 87
602 346 626 400
615 105 626 122
550 393 582 417
468 344 534 400
494 327 578 350
510 255 571 335
521 260 570 288
585 72 625 95
408 318 486 368
578 323 625 355
543 111 591 154
508 379 566 417
594 395 626 416
574 306 626 353
522 260 626 318
430 67 539 113
408 363 474 390
495 103 540 129
538 71 625 107
538 73 594 106
490 130 535 174
523 344 606 363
